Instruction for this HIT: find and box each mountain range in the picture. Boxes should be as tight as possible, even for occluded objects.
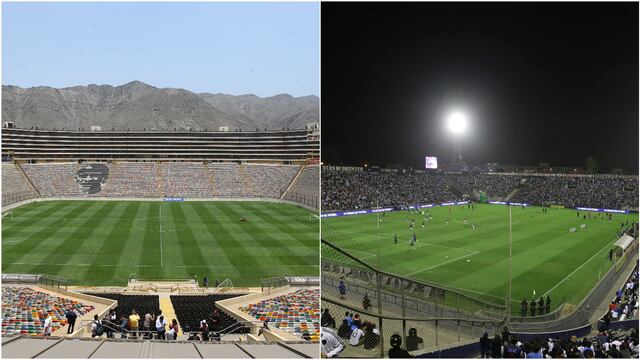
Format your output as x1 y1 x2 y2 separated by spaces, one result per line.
2 81 319 131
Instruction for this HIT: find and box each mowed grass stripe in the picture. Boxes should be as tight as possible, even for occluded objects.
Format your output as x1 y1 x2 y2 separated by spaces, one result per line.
2 201 74 237
29 201 117 280
93 202 145 284
216 203 289 265
169 202 209 269
193 203 264 274
241 203 317 252
133 203 166 281
182 204 232 267
3 201 94 263
235 203 315 269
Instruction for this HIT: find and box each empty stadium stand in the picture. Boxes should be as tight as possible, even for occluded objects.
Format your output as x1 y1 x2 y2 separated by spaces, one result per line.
241 289 320 342
91 294 159 322
1 163 38 206
169 294 248 334
1 128 319 162
2 287 95 336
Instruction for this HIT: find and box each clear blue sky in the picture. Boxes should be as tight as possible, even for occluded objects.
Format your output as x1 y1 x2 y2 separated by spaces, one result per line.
2 2 319 97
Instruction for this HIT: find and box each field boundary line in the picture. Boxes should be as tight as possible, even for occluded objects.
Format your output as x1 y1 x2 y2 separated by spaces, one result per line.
542 238 616 297
342 230 477 253
3 262 320 269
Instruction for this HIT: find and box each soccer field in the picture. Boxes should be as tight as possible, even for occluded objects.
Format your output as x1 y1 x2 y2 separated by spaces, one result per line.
2 200 319 286
322 204 636 313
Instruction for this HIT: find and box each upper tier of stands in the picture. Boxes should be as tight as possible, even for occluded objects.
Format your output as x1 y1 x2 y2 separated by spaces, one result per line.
241 288 320 342
2 128 318 162
2 287 95 337
322 170 638 211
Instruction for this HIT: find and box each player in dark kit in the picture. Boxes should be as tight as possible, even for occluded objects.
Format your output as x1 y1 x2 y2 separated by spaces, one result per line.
394 234 398 245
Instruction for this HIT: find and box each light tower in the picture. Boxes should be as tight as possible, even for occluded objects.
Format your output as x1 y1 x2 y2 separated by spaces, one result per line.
446 111 468 163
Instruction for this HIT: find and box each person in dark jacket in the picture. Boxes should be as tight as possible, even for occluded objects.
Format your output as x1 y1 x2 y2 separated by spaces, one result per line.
362 293 372 310
491 334 502 358
337 319 352 339
529 300 536 316
521 299 528 317
388 334 412 358
65 307 77 334
480 332 492 358
362 323 380 350
545 296 551 313
537 297 544 315
406 328 424 351
321 309 336 328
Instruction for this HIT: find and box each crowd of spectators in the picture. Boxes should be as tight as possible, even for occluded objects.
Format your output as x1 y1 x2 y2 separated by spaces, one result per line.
511 176 638 210
478 327 639 358
284 164 319 206
322 171 458 211
322 170 638 211
602 267 638 325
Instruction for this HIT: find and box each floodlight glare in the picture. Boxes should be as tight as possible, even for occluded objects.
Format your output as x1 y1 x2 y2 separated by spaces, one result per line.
447 112 468 135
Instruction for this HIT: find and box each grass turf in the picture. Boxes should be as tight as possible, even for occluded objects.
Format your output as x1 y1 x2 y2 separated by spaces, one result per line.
2 200 319 286
322 204 636 313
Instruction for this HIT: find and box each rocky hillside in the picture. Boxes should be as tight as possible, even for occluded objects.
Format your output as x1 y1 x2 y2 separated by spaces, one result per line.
2 81 319 131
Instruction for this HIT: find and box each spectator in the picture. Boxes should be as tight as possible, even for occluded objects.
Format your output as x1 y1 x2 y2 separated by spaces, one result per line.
363 323 380 350
143 311 154 336
406 328 424 352
349 323 365 346
129 309 140 338
480 332 492 358
65 307 77 335
167 319 179 340
491 334 502 358
156 315 167 340
321 309 336 328
362 293 371 310
91 314 103 338
337 319 352 339
119 315 128 339
339 280 346 300
42 311 52 337
321 327 345 358
388 334 412 358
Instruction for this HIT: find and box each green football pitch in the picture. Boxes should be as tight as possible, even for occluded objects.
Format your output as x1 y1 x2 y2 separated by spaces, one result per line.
322 204 636 313
2 200 319 286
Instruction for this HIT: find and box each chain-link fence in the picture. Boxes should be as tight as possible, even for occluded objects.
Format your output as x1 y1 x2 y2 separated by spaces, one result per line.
321 224 507 322
284 191 319 211
322 297 502 358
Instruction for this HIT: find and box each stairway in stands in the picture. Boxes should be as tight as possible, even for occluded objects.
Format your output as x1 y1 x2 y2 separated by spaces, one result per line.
281 164 305 199
158 294 182 336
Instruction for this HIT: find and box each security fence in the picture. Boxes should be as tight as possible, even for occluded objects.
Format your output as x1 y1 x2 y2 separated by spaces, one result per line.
321 296 503 358
321 224 507 322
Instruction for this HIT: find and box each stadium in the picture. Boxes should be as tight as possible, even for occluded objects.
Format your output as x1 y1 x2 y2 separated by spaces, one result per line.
320 166 638 358
1 126 320 358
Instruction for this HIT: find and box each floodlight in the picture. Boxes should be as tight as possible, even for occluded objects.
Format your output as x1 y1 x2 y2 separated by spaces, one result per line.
447 112 468 135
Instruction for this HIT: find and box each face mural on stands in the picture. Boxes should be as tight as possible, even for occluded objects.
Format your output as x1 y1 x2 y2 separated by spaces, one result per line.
76 164 110 194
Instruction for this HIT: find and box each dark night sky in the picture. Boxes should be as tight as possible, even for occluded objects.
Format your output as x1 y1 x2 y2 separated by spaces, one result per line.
321 2 639 173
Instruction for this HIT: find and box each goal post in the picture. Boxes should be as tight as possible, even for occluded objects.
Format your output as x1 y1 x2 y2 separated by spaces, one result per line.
2 211 13 220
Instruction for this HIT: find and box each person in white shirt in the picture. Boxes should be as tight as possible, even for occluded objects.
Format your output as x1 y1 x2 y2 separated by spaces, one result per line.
42 311 53 336
156 315 167 340
349 324 365 346
321 327 345 358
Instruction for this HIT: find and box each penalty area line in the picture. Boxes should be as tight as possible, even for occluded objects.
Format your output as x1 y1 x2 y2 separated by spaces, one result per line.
404 250 479 277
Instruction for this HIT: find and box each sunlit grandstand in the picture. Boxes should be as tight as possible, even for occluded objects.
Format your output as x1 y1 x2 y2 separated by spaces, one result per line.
1 126 320 357
320 166 638 358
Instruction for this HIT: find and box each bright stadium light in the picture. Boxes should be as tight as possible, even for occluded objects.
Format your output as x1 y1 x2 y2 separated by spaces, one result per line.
447 111 468 135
